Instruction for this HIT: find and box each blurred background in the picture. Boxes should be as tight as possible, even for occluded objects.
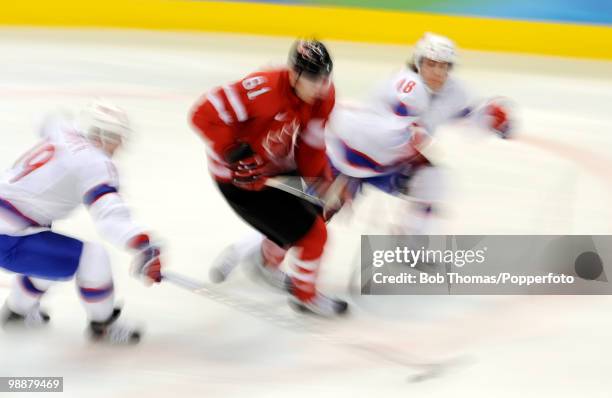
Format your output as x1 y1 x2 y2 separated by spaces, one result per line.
0 1 611 397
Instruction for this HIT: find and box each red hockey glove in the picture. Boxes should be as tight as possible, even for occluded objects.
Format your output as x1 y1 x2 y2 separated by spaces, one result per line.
232 155 269 191
224 143 269 191
485 101 512 139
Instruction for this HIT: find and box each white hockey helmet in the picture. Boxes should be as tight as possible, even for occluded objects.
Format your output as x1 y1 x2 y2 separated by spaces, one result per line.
413 32 457 72
78 100 131 146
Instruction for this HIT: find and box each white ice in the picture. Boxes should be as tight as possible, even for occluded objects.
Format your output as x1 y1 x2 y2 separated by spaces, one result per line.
0 28 611 397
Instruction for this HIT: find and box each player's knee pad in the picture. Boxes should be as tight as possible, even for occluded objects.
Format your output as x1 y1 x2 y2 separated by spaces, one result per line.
294 217 327 260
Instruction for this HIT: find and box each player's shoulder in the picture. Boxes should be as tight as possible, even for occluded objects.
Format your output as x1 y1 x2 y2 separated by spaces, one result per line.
69 146 118 186
34 110 117 181
388 68 429 114
59 129 101 158
240 67 286 91
233 67 289 113
61 134 110 169
387 68 427 94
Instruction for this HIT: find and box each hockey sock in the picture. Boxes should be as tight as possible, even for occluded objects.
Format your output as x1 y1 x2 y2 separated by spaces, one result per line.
289 217 327 301
75 243 115 322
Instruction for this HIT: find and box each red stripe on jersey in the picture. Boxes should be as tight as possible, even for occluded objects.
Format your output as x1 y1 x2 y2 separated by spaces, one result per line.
205 84 248 126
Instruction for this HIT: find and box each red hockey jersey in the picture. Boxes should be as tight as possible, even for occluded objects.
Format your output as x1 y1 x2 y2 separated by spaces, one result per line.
191 68 335 182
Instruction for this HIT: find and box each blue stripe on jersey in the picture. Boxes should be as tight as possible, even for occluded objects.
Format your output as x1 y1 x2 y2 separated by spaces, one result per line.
342 141 389 173
83 184 118 206
79 284 114 302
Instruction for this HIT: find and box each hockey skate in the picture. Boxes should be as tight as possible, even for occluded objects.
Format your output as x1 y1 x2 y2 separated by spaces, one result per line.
249 247 291 291
1 302 50 329
288 284 349 317
88 308 141 345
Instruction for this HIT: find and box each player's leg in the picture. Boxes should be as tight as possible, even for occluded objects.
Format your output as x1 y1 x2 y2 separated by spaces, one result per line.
74 242 114 322
397 162 446 235
211 231 289 287
258 236 289 278
2 275 53 328
0 231 79 329
74 242 139 344
285 216 347 316
217 181 307 276
217 182 347 316
212 174 355 286
0 231 139 343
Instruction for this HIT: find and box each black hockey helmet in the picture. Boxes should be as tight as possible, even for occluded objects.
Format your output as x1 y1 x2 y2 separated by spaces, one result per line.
289 39 333 78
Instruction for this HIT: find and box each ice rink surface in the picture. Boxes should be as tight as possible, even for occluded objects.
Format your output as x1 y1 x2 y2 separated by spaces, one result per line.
0 28 611 397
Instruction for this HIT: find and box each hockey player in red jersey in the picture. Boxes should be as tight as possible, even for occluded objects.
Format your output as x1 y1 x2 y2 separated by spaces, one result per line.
191 40 347 316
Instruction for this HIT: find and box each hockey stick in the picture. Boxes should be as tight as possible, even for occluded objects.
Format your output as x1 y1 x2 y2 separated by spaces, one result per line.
266 174 351 210
264 177 324 206
163 270 465 381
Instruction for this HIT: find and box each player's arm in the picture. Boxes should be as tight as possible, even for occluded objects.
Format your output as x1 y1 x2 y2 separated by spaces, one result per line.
372 71 428 118
433 81 512 138
190 85 243 157
371 78 433 159
467 97 513 139
448 97 513 139
192 75 277 190
78 155 162 283
191 74 273 156
296 86 356 219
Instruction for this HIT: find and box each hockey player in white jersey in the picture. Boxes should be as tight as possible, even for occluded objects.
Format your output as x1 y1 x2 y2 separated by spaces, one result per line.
0 100 163 344
325 75 430 194
374 32 511 138
325 33 511 201
365 32 512 234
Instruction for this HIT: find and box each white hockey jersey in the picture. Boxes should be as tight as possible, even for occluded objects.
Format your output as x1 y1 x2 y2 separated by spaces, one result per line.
325 67 482 179
0 113 145 247
325 70 430 178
